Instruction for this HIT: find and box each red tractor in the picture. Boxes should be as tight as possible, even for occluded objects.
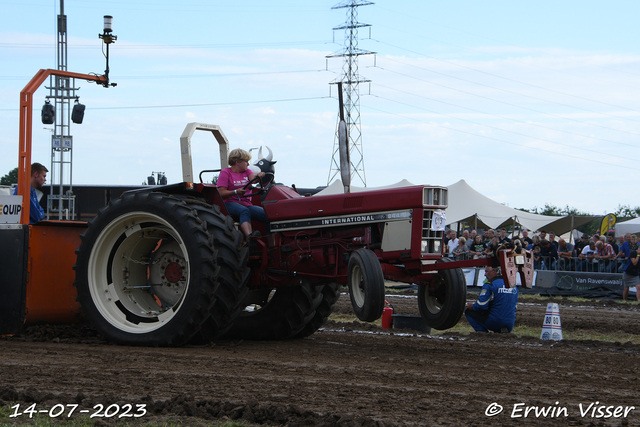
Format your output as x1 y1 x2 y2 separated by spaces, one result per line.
1 71 533 347
72 122 467 345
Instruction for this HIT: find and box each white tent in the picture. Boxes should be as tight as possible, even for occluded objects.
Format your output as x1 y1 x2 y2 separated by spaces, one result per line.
315 179 416 196
615 217 640 237
317 179 595 236
445 180 597 235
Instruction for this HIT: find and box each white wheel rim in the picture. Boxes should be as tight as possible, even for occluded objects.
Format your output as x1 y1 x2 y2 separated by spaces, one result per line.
87 211 190 334
350 263 366 308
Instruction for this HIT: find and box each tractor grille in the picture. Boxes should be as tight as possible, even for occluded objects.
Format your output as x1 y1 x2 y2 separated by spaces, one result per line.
423 187 448 208
422 210 443 255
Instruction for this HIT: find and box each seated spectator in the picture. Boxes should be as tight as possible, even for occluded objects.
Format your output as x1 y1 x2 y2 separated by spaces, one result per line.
576 240 599 272
483 229 496 245
607 232 620 255
597 238 616 273
447 231 459 256
453 237 469 260
470 235 487 259
464 230 477 251
498 228 511 244
539 239 558 270
444 229 452 247
484 236 500 258
557 239 576 271
532 245 543 269
606 233 621 272
574 234 589 256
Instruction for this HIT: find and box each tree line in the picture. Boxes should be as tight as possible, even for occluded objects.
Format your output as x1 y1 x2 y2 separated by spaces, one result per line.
517 203 640 235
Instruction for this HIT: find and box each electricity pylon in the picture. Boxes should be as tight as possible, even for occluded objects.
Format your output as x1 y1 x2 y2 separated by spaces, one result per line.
327 0 375 188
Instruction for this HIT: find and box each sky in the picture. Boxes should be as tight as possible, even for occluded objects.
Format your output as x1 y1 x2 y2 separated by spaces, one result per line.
2 0 640 216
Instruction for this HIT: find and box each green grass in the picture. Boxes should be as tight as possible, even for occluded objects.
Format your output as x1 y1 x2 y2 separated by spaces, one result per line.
382 284 417 295
517 293 640 305
328 310 640 344
518 294 608 304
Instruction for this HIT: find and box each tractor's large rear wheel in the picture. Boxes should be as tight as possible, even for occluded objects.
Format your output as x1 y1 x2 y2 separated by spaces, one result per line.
178 198 250 343
74 192 221 346
293 282 340 339
418 260 466 330
222 281 323 340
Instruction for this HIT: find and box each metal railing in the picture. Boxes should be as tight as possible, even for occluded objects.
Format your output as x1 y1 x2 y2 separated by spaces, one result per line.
446 251 626 273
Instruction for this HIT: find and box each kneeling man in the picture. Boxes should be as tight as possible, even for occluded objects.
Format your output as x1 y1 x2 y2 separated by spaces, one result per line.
465 266 518 333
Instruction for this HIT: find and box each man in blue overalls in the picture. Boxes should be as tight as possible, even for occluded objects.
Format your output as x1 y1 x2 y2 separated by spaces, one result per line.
13 162 47 224
465 265 518 333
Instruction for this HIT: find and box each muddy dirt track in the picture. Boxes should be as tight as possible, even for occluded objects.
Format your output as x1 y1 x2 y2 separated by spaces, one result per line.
1 292 639 426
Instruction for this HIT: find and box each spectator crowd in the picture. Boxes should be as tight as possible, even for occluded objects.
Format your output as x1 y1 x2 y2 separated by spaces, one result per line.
443 228 638 275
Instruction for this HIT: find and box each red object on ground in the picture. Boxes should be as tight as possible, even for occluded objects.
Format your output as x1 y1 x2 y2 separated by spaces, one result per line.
381 300 394 329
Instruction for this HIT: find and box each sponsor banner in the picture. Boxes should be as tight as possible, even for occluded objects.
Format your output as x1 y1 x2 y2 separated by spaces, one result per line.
270 210 412 231
466 269 627 299
0 195 23 224
543 272 623 298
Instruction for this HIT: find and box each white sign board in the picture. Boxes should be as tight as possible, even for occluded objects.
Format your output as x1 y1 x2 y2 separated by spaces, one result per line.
52 136 72 150
432 210 446 231
0 195 23 224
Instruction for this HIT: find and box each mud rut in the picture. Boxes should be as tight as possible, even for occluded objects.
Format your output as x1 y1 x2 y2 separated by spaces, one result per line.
1 291 639 426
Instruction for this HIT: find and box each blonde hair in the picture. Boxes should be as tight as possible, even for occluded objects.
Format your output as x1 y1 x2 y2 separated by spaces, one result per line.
228 149 251 166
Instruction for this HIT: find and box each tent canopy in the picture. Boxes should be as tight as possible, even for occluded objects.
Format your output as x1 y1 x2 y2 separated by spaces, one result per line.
445 180 597 235
615 217 640 237
315 179 415 196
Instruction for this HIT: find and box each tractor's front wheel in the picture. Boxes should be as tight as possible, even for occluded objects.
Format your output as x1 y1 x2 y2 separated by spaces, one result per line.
348 249 385 322
418 260 467 330
74 192 219 346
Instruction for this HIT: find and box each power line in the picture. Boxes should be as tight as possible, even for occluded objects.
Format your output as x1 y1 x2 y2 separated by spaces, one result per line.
373 72 640 150
373 40 640 125
88 95 332 110
0 95 332 113
0 40 333 50
364 98 640 172
0 68 329 82
372 57 640 141
371 89 640 163
375 4 640 82
115 69 328 80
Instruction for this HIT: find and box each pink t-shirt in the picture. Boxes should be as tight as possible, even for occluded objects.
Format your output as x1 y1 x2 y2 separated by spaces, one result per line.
217 168 253 207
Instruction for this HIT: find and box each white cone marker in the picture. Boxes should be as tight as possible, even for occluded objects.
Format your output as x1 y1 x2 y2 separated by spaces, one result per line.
541 302 563 341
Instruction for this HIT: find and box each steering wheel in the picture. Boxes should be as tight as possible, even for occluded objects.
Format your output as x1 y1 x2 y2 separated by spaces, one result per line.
242 172 275 197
